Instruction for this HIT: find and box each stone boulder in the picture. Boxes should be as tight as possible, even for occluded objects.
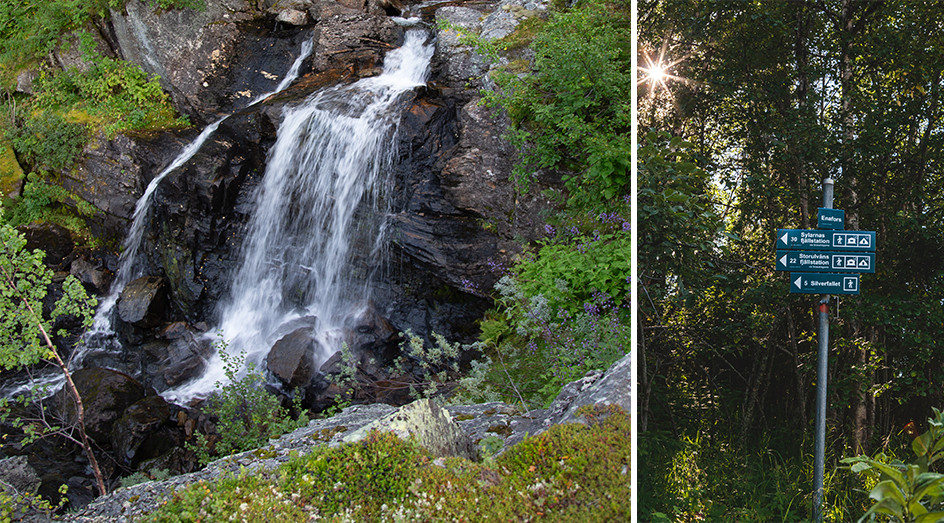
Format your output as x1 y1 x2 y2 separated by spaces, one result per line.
433 7 490 86
109 0 402 122
60 130 185 241
117 276 167 328
345 301 398 354
0 455 41 499
312 13 403 75
267 327 317 389
69 252 114 294
111 395 174 468
17 223 75 269
140 323 215 390
55 368 147 446
344 398 477 459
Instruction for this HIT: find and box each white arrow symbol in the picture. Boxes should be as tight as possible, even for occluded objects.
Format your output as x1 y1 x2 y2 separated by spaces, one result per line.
780 232 789 245
794 276 803 289
779 254 787 267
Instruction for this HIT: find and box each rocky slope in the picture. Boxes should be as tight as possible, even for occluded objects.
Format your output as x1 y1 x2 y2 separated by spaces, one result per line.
61 352 629 522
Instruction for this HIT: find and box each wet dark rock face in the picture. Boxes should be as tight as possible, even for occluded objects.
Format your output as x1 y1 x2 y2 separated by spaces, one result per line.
79 0 555 400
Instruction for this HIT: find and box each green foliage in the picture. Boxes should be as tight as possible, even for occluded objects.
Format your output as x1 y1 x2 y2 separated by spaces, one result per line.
143 407 630 522
637 130 721 300
329 332 474 404
118 468 171 489
0 216 94 369
0 482 68 523
393 329 465 400
0 0 204 86
29 39 189 139
189 345 308 466
466 201 629 408
844 408 944 522
0 172 100 245
486 0 630 211
5 111 87 171
640 428 868 522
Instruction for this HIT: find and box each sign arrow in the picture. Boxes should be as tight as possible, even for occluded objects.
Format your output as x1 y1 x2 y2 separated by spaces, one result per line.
775 229 876 252
790 273 861 295
775 250 875 273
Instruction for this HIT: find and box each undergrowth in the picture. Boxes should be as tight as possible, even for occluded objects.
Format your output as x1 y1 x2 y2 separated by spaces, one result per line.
187 345 309 466
143 405 630 522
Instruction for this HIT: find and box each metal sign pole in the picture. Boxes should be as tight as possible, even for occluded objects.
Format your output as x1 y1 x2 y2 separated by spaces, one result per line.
813 176 834 522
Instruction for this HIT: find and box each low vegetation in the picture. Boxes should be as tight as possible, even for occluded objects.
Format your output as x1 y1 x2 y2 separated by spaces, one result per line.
0 0 195 240
187 346 309 466
143 405 630 522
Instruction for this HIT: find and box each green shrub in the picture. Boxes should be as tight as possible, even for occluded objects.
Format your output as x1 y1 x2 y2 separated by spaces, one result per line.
0 172 100 245
5 111 87 171
463 202 629 408
188 345 308 465
844 408 944 522
30 37 189 139
485 0 630 212
640 427 871 522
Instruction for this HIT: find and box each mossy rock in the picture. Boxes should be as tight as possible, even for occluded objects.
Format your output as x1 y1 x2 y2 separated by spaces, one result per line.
0 140 25 203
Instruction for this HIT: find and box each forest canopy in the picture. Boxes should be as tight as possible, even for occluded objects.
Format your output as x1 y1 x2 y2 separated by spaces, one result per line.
639 0 944 520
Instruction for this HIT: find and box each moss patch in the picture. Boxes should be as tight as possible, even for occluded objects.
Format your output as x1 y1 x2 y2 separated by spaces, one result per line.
0 140 25 202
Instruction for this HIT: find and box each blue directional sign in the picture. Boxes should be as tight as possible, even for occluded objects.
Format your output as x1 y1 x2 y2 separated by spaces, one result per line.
776 229 876 251
775 251 875 273
790 273 860 295
817 208 845 230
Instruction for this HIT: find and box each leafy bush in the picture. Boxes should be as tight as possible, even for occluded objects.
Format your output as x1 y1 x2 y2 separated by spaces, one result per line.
0 172 100 245
189 345 308 465
28 35 188 140
5 111 87 171
486 0 630 211
844 408 944 522
463 202 629 408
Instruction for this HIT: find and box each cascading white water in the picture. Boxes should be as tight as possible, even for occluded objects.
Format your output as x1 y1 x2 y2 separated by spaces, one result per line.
164 27 434 403
87 34 316 339
0 35 319 399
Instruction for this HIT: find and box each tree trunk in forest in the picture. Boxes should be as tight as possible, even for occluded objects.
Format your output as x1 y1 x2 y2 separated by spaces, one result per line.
794 1 813 229
839 0 882 453
639 313 650 433
786 306 808 428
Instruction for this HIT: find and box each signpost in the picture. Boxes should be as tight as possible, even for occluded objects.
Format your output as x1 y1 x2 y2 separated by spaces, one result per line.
775 251 875 273
774 177 878 523
776 229 876 251
817 207 845 229
790 273 860 294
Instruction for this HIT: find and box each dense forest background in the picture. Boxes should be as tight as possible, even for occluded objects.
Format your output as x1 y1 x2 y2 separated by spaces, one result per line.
638 0 944 520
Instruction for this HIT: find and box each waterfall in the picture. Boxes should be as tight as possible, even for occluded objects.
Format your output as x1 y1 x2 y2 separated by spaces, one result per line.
164 27 434 403
0 35 319 400
86 33 316 340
